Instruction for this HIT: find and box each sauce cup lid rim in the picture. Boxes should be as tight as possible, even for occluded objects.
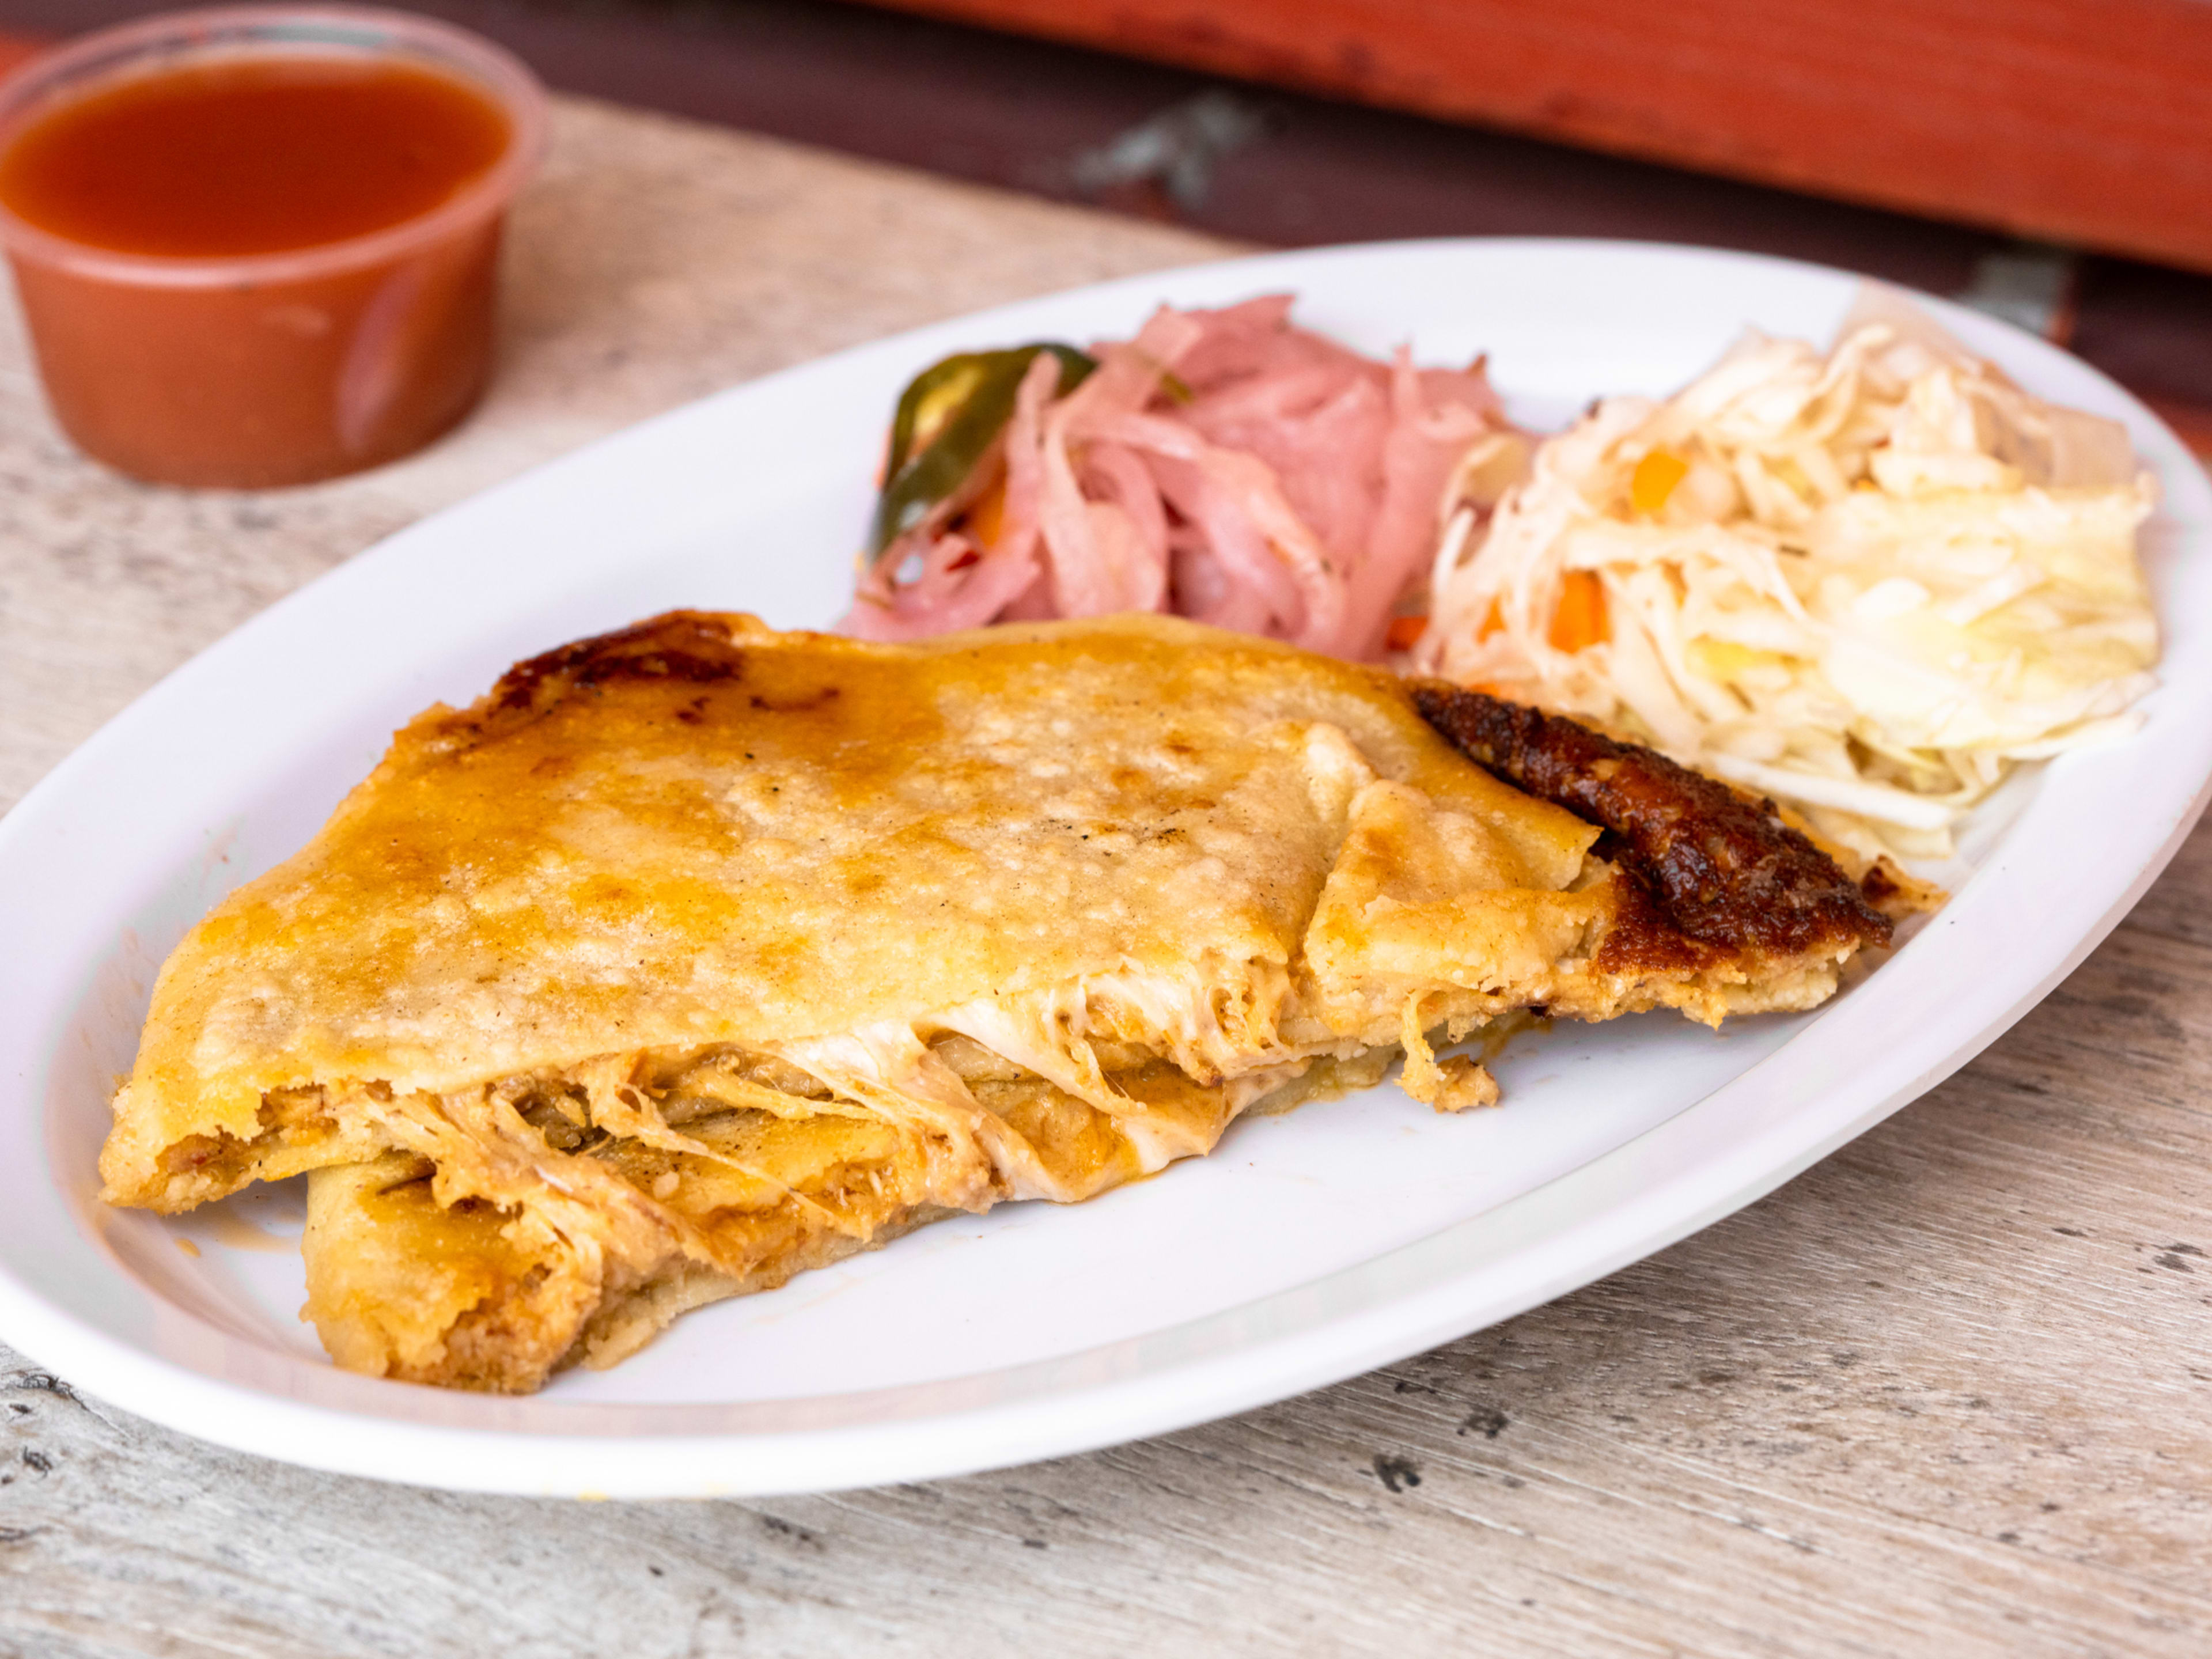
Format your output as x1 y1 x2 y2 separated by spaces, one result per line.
0 3 549 287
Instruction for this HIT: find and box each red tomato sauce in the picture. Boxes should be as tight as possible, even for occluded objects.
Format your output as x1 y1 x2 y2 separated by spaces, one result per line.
0 52 524 487
0 56 510 256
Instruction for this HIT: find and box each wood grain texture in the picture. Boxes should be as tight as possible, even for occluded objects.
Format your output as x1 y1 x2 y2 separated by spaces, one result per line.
864 0 2212 275
1 94 2207 1659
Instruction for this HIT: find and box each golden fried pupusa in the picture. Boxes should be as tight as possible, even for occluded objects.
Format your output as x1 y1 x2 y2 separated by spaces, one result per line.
102 611 1897 1391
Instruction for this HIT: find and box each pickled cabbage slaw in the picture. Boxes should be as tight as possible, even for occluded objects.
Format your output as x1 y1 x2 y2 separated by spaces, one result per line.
1416 289 2160 858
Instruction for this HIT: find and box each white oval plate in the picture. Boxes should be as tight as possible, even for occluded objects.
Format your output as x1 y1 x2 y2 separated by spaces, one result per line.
3 240 2208 1499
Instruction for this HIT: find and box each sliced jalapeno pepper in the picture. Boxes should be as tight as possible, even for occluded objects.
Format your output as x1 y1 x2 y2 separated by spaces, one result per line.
868 343 1096 559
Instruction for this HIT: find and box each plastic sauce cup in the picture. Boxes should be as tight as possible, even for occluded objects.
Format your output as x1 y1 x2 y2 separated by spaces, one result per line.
0 6 547 487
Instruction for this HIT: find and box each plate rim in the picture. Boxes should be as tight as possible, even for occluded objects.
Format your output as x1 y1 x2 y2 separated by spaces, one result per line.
4 233 2208 1497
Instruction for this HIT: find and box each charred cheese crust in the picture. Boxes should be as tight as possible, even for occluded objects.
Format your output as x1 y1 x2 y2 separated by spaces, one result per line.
1410 681 1925 971
101 612 1926 1392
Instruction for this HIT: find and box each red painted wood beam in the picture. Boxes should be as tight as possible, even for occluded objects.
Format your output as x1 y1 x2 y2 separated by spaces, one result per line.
862 0 2212 274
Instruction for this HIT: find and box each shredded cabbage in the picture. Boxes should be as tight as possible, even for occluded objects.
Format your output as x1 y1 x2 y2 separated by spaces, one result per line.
1416 288 2159 858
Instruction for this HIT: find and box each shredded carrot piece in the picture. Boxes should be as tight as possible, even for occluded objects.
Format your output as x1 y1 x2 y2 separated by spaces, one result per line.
1476 597 1505 641
1385 614 1429 651
960 475 1008 548
1548 570 1608 652
1631 447 1689 514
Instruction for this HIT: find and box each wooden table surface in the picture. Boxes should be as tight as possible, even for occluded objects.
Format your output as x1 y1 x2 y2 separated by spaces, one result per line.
2 96 2209 1659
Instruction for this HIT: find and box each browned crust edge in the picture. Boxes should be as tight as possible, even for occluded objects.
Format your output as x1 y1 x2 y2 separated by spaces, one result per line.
1410 681 1895 974
493 612 752 713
